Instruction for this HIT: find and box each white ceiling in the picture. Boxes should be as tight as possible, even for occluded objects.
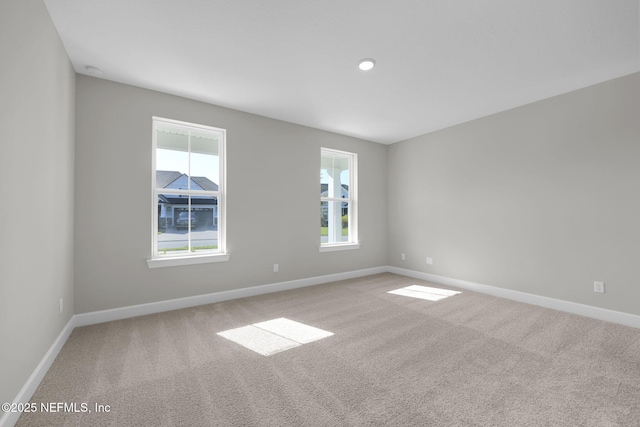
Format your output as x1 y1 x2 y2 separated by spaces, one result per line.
44 0 640 144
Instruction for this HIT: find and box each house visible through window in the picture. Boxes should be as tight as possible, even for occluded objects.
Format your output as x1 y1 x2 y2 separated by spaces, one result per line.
152 117 226 260
321 148 358 249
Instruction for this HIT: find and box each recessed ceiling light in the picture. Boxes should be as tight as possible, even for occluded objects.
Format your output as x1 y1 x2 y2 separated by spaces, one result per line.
358 58 376 71
85 65 104 77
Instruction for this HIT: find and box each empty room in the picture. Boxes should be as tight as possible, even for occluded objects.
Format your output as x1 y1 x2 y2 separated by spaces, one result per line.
2 1 640 426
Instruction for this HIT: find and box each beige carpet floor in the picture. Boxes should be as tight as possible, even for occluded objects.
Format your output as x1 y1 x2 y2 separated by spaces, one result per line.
16 273 640 426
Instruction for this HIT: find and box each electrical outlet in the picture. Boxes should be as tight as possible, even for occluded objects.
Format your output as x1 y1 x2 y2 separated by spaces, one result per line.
273 264 279 273
59 298 63 314
594 281 605 293
401 253 405 261
426 257 433 265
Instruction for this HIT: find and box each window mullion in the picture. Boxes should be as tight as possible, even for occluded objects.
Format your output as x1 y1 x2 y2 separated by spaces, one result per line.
155 188 219 196
322 197 352 203
187 131 192 252
187 196 192 252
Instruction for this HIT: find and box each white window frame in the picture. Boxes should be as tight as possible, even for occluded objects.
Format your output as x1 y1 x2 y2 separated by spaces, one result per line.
320 147 359 252
147 117 229 268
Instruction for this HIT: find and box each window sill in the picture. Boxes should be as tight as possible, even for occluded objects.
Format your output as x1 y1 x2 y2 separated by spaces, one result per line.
319 243 360 252
147 253 230 269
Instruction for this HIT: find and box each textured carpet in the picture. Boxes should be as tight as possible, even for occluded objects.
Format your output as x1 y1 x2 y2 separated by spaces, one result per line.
16 273 640 426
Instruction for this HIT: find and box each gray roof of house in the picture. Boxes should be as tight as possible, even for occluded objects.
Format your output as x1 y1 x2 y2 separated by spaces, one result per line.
156 170 218 191
156 170 183 188
191 176 218 191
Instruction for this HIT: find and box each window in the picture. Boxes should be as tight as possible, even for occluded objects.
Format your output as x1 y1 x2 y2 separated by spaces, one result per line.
148 117 228 268
320 148 358 251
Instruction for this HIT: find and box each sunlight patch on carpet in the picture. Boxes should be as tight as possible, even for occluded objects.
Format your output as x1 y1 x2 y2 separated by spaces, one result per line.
388 285 461 301
217 318 333 356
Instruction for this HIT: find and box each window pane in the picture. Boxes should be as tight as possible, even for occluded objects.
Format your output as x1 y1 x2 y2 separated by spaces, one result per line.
190 134 219 190
320 152 350 198
191 197 219 253
157 195 189 256
321 201 349 244
156 128 189 188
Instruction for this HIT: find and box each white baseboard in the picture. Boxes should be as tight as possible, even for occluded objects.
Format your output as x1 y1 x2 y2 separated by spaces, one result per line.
387 266 640 329
74 266 387 327
0 317 76 427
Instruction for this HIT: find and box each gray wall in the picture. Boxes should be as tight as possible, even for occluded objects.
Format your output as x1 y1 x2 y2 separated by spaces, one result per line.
74 76 388 313
388 72 640 315
0 0 75 406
